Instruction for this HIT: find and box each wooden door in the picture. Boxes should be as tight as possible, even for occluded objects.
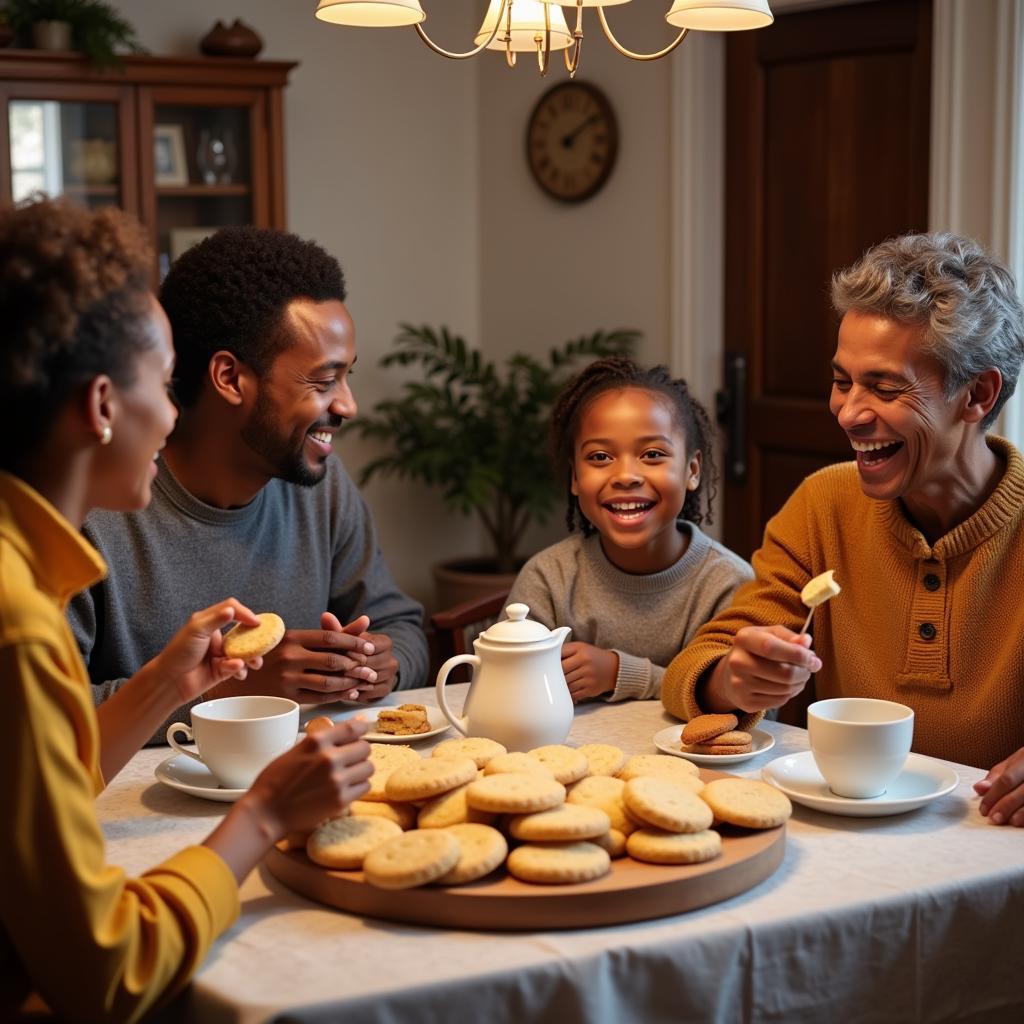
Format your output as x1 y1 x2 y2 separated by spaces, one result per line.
720 0 932 559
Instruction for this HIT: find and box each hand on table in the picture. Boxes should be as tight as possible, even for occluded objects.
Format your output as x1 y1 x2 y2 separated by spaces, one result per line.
975 746 1024 826
705 625 822 713
320 612 400 702
562 641 618 703
156 598 266 704
217 615 378 704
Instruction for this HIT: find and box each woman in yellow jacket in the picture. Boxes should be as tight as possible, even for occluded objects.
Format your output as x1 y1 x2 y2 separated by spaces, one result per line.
0 198 373 1022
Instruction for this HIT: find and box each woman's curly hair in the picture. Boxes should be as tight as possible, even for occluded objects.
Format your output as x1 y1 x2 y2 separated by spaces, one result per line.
0 197 153 469
549 356 718 536
159 226 347 407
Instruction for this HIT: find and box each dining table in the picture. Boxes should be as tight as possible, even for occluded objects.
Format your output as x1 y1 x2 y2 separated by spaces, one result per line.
104 683 1023 1024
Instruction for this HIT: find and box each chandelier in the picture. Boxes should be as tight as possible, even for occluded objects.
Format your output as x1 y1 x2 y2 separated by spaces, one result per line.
314 1 774 77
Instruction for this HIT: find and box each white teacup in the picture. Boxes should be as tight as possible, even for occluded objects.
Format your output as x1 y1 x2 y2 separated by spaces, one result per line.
807 697 914 799
166 695 299 790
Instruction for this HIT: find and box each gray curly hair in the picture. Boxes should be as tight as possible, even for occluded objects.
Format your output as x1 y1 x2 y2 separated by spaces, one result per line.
831 232 1024 429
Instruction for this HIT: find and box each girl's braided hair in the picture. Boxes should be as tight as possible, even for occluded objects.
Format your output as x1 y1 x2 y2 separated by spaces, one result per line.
549 356 718 536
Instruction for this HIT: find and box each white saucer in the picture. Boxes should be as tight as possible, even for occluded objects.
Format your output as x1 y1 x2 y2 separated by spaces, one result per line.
155 754 245 803
653 725 775 765
761 750 959 817
304 704 452 743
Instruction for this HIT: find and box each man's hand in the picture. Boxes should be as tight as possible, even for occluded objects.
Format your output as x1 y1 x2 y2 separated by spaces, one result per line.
321 612 400 702
975 747 1024 826
215 615 377 704
704 625 822 713
561 641 618 703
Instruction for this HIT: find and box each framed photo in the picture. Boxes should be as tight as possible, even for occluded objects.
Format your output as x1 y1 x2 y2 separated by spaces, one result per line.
169 226 218 262
153 124 188 186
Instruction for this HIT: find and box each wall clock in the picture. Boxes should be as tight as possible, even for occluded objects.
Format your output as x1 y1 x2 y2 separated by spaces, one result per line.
526 80 618 204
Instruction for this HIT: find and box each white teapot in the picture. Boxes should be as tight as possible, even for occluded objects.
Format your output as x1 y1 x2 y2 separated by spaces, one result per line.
435 603 573 752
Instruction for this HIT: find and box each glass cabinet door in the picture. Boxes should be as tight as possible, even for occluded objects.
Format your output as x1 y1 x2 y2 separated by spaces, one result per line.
8 97 123 207
143 88 267 279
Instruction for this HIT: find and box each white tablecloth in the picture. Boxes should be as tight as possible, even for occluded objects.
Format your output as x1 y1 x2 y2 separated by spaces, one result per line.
99 685 1023 1024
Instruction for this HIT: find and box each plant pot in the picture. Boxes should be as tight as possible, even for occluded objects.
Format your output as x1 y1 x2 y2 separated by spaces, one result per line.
31 20 72 52
200 19 263 58
432 557 522 612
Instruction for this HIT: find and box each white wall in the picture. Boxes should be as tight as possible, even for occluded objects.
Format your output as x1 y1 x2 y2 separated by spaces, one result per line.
116 0 484 608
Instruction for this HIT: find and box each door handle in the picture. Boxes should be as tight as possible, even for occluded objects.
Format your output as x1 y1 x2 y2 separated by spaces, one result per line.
715 352 747 484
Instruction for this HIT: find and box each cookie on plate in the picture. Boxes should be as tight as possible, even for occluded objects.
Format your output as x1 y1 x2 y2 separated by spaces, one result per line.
577 743 627 778
619 754 703 791
432 736 507 768
506 841 611 885
627 828 722 865
528 745 589 785
508 803 610 842
417 782 496 829
349 799 418 830
362 829 461 890
376 704 430 736
364 743 420 802
306 815 402 869
465 772 566 814
566 775 639 835
700 778 792 829
681 713 739 745
437 823 508 885
222 612 285 660
484 751 556 777
623 776 714 834
385 756 477 802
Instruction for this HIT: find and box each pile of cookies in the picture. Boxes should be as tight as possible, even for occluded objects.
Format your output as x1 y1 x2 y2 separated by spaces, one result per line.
681 714 753 756
301 735 791 891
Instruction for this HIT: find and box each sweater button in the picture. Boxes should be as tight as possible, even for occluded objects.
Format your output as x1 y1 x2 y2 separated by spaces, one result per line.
923 573 941 591
919 622 937 640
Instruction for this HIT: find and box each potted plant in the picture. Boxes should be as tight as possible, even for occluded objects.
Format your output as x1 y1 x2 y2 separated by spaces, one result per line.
351 323 639 607
5 0 144 68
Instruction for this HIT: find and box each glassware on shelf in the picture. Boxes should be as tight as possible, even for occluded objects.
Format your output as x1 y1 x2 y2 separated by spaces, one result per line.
196 129 238 185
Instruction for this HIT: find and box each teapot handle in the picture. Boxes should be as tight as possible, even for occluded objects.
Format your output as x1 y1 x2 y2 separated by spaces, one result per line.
435 655 478 737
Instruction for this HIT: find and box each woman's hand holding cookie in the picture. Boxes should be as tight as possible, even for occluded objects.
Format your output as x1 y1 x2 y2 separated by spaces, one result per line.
705 625 822 714
561 642 618 703
975 745 1024 827
156 598 266 704
244 717 374 838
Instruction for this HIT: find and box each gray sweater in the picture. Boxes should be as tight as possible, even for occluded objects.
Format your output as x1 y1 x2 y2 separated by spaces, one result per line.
68 456 427 737
507 524 752 701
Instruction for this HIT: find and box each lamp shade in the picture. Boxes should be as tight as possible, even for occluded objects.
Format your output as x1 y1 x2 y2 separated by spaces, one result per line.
475 0 572 51
315 0 426 28
544 1 630 6
666 0 773 31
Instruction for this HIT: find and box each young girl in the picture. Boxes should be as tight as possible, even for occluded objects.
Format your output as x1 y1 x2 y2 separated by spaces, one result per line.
0 199 371 1021
508 357 752 703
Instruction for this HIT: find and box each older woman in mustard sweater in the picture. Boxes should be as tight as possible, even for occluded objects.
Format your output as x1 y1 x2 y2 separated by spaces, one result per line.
0 199 373 1022
662 232 1024 828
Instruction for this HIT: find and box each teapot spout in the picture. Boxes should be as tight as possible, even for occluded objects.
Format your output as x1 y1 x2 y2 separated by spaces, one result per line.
552 625 572 648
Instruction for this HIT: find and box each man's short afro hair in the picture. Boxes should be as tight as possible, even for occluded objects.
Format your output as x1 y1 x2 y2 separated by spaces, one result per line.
160 225 346 407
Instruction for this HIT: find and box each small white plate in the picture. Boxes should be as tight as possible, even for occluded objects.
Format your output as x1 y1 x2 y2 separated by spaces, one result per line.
155 754 245 803
761 750 959 817
653 725 775 765
306 704 452 743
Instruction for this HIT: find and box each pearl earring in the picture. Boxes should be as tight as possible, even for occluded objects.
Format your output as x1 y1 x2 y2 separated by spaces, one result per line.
99 425 113 445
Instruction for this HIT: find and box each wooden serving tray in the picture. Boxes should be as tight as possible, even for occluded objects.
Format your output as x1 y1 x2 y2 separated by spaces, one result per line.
265 769 786 931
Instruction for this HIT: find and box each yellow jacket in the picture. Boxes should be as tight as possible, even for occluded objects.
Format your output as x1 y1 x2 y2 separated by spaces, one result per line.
0 472 238 1023
662 436 1024 769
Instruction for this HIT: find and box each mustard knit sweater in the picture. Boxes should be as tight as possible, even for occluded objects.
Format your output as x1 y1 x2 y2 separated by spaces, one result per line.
661 436 1024 769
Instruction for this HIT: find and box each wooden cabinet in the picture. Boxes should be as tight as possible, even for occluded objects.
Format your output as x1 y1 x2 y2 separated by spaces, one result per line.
0 51 295 279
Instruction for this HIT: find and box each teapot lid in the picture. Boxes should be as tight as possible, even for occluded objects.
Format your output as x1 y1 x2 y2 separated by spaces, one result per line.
479 603 554 644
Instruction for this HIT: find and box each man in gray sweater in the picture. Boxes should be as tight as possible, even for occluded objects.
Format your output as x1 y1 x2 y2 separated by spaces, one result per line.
68 227 427 734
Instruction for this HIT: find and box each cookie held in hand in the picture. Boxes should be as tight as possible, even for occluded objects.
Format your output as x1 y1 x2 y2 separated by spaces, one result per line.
222 612 285 660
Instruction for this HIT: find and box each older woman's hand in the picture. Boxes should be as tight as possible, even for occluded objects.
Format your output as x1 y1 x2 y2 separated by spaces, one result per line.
975 747 1024 826
705 624 823 713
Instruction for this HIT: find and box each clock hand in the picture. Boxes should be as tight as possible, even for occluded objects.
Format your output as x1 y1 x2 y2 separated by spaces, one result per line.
561 112 601 148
